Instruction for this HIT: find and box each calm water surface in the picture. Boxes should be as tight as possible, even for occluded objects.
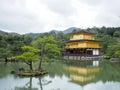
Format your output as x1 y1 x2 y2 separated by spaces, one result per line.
0 60 120 90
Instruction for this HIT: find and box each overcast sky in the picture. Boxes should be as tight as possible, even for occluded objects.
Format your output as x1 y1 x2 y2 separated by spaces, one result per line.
0 0 120 34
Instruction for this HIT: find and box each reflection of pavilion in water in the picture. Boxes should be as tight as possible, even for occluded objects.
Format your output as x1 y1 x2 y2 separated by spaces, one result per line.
65 61 100 86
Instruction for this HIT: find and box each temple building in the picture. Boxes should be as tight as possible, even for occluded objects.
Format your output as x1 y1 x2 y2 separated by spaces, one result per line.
64 30 102 56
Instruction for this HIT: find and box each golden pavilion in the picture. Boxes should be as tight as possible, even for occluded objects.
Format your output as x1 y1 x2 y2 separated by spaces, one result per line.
64 30 102 56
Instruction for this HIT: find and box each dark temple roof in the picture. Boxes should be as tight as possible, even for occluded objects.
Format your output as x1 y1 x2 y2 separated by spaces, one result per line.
69 30 95 35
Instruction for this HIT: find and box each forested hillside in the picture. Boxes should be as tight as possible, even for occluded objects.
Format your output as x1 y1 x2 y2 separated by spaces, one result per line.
0 27 120 61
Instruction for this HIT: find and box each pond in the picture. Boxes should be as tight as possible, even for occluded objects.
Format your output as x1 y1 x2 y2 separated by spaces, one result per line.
0 60 120 90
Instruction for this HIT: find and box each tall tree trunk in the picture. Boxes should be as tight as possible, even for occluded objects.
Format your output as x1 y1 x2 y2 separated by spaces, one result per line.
29 61 33 71
38 55 43 70
38 44 44 70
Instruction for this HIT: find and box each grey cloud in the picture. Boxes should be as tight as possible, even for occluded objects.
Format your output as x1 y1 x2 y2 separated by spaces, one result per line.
0 0 45 33
78 0 120 15
94 0 120 27
77 0 120 27
95 12 120 27
41 0 76 17
79 0 103 6
102 0 120 15
0 0 120 34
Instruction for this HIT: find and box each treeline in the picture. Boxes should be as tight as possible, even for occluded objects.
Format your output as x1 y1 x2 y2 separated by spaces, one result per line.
87 26 120 37
0 33 33 61
0 27 120 61
0 31 68 61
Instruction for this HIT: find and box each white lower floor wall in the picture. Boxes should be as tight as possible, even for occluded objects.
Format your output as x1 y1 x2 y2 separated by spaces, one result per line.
93 49 99 55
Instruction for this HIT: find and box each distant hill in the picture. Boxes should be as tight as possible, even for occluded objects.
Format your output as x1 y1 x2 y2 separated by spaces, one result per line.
63 27 80 34
0 30 7 34
25 33 40 38
0 27 81 36
49 27 81 34
49 30 60 34
27 27 81 38
0 30 20 35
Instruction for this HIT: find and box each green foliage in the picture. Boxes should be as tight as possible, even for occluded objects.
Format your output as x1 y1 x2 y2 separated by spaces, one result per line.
0 40 7 48
21 46 40 53
106 45 116 57
0 36 12 60
33 36 55 47
113 30 120 37
33 35 61 70
16 46 40 61
0 33 34 61
0 48 12 59
22 35 33 45
33 35 61 58
114 44 120 59
35 31 69 48
115 51 120 59
10 41 24 55
106 44 120 58
16 52 39 61
16 46 40 70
